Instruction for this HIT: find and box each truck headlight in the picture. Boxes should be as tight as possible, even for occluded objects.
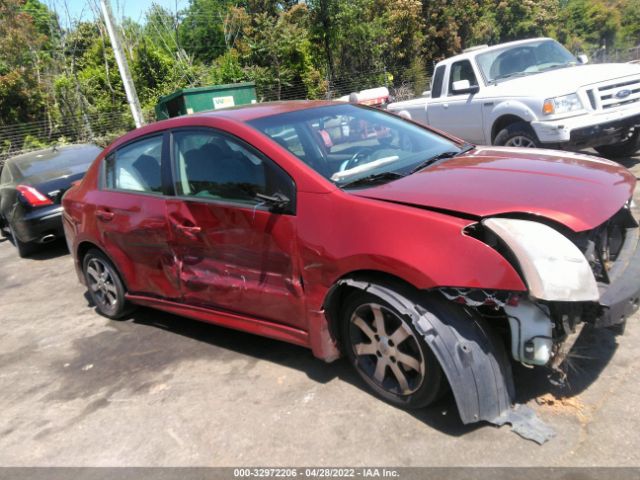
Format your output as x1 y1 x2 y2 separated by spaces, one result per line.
542 94 583 115
483 218 599 302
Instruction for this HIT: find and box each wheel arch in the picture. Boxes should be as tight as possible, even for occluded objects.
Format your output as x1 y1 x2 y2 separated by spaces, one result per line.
491 114 527 144
76 241 130 291
321 270 426 350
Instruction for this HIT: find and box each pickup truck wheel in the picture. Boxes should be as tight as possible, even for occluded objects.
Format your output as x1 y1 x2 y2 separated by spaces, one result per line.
594 130 640 158
494 122 541 148
341 290 445 409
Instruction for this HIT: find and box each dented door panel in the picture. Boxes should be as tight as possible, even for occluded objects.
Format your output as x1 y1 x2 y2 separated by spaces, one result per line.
166 198 305 328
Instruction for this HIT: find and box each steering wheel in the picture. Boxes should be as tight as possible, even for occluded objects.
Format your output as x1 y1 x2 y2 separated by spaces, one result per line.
340 147 375 172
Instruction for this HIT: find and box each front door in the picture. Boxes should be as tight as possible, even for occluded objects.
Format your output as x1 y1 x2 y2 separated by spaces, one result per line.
166 128 305 329
427 59 486 144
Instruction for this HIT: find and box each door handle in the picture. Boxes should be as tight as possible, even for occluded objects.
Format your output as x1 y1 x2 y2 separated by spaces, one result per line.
175 224 201 238
443 103 449 108
96 209 115 222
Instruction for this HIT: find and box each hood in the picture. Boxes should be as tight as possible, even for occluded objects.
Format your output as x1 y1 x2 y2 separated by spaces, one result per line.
490 63 640 97
351 147 636 232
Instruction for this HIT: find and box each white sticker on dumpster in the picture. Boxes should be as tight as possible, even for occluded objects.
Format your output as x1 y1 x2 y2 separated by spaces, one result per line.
213 96 235 109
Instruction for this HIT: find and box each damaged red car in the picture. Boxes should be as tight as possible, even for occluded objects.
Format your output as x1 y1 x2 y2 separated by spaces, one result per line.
62 101 639 442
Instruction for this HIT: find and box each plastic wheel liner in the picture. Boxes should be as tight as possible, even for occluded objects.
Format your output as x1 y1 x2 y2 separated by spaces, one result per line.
337 279 556 444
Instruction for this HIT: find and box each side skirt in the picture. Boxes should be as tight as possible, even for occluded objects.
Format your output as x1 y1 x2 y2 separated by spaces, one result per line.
125 294 310 348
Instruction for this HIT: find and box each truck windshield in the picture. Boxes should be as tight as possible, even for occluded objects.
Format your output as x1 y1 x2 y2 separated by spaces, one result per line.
476 39 578 84
249 104 463 188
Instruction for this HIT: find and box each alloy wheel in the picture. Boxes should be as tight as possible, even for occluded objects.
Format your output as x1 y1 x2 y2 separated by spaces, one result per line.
504 135 536 148
349 303 426 396
86 257 118 312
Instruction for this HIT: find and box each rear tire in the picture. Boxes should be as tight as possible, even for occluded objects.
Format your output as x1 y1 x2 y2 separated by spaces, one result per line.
341 290 445 409
494 121 541 148
9 224 36 258
82 249 133 319
594 130 640 158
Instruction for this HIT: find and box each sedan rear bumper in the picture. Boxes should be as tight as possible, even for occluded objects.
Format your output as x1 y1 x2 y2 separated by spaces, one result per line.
596 227 640 327
13 205 64 244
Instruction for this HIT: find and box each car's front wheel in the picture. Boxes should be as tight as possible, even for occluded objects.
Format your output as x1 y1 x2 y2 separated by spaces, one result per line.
83 249 132 319
341 290 445 409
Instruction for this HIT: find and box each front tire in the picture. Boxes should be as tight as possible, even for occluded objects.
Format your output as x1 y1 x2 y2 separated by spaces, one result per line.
594 130 640 158
341 290 445 409
82 249 132 319
494 121 541 148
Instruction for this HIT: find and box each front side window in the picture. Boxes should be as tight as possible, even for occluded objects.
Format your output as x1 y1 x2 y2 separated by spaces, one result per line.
104 136 163 193
476 39 578 84
172 129 293 207
249 104 463 188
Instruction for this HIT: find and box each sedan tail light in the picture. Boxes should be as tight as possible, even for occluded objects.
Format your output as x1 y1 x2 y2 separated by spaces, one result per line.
16 185 53 207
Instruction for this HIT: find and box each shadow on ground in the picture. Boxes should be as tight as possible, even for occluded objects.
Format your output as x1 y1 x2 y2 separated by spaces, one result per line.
53 294 621 439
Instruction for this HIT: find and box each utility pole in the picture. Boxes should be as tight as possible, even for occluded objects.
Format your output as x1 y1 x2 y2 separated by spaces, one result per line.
99 0 145 128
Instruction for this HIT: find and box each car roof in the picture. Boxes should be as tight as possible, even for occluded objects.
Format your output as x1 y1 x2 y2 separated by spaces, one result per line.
6 143 102 166
187 100 341 122
103 100 349 153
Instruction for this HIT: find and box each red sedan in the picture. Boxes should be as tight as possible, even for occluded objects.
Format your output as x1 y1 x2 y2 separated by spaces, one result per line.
62 101 640 442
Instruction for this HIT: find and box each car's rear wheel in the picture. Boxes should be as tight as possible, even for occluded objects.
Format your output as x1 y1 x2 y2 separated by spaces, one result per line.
594 130 640 158
494 121 541 148
341 290 445 409
83 249 132 319
9 223 36 258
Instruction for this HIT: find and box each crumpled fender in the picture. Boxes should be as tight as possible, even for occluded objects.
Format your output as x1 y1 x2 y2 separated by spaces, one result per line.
338 278 555 444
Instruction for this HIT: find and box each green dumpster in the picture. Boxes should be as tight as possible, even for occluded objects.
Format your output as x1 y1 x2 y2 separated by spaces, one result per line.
155 82 257 120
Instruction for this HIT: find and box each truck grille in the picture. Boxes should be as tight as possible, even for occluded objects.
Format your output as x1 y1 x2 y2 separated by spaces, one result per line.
588 76 640 111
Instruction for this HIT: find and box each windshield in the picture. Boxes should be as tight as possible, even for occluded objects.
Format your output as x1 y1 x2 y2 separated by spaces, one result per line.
476 39 578 84
249 104 463 187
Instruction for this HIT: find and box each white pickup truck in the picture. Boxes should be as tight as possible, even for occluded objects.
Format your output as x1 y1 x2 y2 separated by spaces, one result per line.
387 37 640 157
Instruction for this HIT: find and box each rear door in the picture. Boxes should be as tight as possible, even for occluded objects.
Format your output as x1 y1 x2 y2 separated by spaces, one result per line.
92 133 180 299
427 59 485 144
165 127 305 329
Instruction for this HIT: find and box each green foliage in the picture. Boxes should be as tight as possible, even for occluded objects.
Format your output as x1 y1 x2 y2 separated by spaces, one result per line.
2 0 640 154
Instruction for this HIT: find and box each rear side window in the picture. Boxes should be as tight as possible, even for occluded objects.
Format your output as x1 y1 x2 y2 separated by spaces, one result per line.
104 136 163 194
172 129 294 208
431 65 446 98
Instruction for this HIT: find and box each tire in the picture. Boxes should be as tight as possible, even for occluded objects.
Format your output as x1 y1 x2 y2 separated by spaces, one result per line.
82 248 133 319
594 130 640 159
340 290 445 409
494 121 541 148
9 223 36 258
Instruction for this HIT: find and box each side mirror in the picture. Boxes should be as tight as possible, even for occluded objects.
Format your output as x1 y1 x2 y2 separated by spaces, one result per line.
255 191 291 212
577 54 589 64
451 79 480 95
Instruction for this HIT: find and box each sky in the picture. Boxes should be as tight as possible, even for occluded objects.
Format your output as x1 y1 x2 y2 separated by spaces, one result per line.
50 0 188 26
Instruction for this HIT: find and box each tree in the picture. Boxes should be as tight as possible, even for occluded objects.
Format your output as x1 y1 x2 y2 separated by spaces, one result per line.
0 0 47 126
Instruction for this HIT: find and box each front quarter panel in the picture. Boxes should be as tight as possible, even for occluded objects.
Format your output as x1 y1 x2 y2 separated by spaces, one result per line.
298 190 527 313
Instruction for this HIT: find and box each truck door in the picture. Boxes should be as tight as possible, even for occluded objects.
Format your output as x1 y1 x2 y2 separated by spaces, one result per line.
427 60 486 144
